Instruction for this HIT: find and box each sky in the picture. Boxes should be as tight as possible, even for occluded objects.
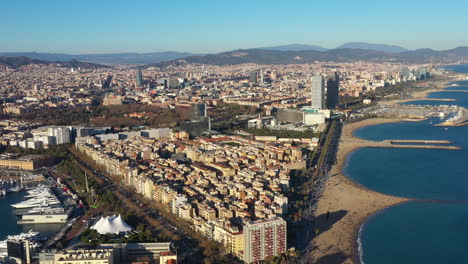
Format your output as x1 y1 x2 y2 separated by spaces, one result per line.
2 0 468 54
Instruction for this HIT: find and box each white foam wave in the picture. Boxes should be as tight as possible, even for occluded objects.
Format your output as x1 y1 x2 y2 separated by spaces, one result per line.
357 224 365 264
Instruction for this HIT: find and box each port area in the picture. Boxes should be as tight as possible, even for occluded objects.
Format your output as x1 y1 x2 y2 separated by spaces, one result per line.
341 139 462 150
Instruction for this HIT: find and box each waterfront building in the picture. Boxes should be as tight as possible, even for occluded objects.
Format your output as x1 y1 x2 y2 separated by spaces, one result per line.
18 209 71 224
326 72 340 109
0 154 51 171
417 67 428 80
39 249 114 264
311 75 325 110
243 217 287 264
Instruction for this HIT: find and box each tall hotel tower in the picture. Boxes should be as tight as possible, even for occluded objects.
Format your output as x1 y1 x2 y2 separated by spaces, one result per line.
311 75 325 109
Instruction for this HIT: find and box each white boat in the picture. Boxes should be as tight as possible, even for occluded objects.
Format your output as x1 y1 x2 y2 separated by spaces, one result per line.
6 230 40 241
0 240 7 248
0 230 48 256
25 191 55 198
26 185 51 196
20 206 65 215
11 199 60 209
8 186 23 193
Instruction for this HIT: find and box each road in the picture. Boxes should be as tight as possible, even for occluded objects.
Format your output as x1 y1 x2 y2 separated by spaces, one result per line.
68 149 203 263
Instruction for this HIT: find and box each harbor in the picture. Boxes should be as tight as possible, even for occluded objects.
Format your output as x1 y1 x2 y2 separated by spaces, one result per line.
0 174 82 259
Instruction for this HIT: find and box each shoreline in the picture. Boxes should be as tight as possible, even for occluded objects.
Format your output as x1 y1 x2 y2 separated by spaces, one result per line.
380 80 454 105
311 118 410 264
311 76 464 264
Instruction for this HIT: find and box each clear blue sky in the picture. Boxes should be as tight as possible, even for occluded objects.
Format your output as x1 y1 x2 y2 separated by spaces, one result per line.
2 0 468 54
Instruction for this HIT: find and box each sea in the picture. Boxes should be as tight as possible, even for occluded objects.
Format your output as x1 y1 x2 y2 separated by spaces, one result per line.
346 66 468 263
0 190 62 240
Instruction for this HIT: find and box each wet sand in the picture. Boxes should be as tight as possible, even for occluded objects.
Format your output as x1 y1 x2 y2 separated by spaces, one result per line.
311 118 410 264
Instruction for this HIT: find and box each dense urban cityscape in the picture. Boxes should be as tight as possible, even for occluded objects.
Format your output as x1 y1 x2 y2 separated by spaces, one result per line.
2 1 468 264
1 51 467 264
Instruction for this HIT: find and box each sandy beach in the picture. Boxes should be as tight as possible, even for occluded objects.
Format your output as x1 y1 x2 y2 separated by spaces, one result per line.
309 77 466 264
311 118 410 264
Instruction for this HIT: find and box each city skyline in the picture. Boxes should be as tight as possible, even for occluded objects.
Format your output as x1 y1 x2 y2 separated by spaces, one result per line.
2 0 468 54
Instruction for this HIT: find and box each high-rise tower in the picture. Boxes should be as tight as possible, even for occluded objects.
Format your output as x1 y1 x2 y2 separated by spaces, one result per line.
311 75 325 110
326 72 340 109
249 71 258 83
136 69 144 87
243 218 287 264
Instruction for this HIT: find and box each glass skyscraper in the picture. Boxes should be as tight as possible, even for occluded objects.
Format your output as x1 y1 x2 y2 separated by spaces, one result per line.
136 69 144 87
326 72 340 109
311 75 325 110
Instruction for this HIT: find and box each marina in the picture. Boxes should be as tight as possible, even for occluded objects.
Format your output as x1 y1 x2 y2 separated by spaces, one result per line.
0 230 49 258
0 173 82 260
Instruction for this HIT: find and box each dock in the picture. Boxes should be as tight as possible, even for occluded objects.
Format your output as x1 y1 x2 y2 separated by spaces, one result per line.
17 208 72 224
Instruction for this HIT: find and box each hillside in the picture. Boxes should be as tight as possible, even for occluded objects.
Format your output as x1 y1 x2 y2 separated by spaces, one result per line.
0 51 198 65
143 47 468 68
0 56 109 69
337 42 410 53
144 48 399 68
257 44 328 52
0 56 49 68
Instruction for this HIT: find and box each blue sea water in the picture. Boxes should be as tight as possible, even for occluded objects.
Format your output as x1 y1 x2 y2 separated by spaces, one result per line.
442 64 468 73
348 70 468 264
400 80 468 108
360 202 468 264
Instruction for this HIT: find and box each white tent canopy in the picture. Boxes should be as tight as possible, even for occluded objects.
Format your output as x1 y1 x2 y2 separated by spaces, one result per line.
91 215 133 235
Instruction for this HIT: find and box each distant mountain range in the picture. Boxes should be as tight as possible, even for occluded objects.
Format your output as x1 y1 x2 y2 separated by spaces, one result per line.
0 51 197 65
336 42 409 53
257 44 328 52
2 44 468 68
144 47 468 68
0 42 413 64
0 56 109 69
256 42 410 53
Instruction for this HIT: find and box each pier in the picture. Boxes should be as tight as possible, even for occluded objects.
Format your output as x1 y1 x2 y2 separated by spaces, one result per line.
441 90 468 93
341 139 462 150
404 98 457 102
